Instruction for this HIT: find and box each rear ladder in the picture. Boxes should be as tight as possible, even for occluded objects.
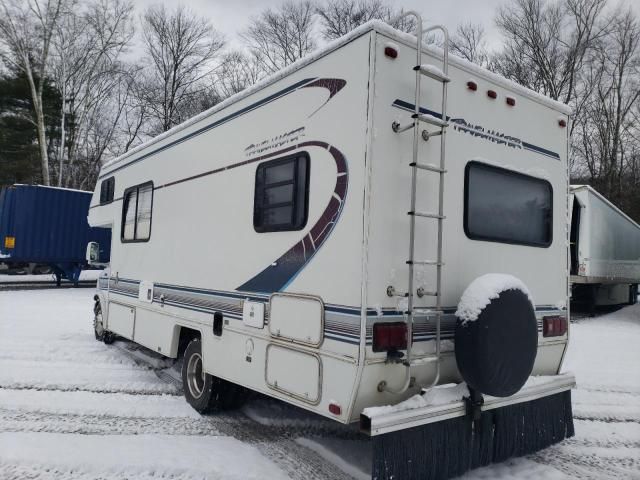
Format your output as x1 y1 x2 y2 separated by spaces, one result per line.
385 13 450 395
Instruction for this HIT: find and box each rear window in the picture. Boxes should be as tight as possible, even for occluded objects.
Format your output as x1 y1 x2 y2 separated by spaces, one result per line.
464 162 552 247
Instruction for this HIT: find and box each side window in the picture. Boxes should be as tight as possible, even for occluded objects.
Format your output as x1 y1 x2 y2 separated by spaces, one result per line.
464 162 552 247
254 153 309 232
121 182 153 242
100 177 115 204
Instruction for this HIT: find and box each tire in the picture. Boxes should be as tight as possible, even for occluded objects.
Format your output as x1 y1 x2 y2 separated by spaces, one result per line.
181 338 250 413
93 300 115 344
455 288 538 397
93 301 106 341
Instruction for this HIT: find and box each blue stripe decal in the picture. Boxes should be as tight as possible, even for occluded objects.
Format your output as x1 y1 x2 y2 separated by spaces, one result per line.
392 99 560 161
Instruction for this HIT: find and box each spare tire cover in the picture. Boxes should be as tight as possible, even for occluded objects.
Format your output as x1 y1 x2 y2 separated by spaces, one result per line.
455 289 538 397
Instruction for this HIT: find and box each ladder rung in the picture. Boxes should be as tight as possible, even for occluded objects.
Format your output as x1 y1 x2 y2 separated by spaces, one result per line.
408 211 445 219
406 260 444 266
412 113 448 128
413 64 451 83
410 162 446 173
407 307 443 314
407 356 440 367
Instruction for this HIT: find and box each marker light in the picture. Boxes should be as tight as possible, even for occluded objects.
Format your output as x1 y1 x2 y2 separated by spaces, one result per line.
467 81 478 91
329 402 342 415
384 46 398 59
487 90 498 99
558 119 567 128
4 236 15 249
506 97 516 107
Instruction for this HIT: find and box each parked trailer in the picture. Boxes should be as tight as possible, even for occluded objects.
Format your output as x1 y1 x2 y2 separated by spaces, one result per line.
0 184 111 284
570 185 640 308
88 18 574 479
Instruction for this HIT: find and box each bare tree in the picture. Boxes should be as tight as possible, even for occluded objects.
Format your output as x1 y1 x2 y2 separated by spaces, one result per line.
450 22 489 66
242 1 316 74
315 0 416 40
573 7 640 206
0 0 70 185
215 51 263 99
492 0 607 104
51 0 134 186
141 4 224 133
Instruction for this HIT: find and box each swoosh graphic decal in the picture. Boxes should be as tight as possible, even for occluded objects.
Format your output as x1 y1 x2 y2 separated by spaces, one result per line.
98 78 347 180
237 141 348 294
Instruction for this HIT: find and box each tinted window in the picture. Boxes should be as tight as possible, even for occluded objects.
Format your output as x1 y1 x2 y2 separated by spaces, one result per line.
465 162 552 247
121 182 153 242
254 153 309 232
100 177 115 204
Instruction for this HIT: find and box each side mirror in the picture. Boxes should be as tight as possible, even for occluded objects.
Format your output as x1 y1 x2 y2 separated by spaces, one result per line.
86 242 100 265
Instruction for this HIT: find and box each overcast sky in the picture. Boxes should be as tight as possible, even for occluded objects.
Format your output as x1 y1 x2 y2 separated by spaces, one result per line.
132 0 640 54
133 0 506 50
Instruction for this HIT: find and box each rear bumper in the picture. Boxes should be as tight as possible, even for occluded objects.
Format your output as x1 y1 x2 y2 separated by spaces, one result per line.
361 373 576 436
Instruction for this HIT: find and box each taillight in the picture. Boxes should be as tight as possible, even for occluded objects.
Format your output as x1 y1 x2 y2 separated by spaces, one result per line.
543 316 567 337
328 402 341 415
372 322 408 352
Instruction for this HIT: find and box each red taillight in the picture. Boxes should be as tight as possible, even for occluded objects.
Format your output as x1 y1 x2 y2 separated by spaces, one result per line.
543 316 567 337
487 89 497 99
328 402 341 415
467 81 478 91
384 46 398 59
372 322 408 352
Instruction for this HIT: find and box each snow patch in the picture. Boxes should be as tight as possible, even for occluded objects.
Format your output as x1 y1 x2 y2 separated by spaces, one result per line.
0 432 287 480
455 273 533 325
362 382 470 418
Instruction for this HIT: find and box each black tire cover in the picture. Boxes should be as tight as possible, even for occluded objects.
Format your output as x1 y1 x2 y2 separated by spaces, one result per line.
455 288 538 397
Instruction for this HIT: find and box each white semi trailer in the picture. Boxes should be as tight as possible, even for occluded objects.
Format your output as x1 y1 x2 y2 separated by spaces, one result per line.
570 185 640 308
87 17 575 479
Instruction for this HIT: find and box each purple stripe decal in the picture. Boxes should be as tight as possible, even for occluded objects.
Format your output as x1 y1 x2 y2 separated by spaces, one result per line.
237 141 349 293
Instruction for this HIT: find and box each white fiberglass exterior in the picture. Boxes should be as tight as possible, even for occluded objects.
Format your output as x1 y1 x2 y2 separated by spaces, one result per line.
88 23 570 424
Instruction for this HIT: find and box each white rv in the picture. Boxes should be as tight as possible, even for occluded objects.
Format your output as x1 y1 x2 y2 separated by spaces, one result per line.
570 185 640 308
88 18 575 479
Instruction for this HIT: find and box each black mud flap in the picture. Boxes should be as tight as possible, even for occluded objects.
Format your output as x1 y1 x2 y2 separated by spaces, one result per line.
372 390 574 480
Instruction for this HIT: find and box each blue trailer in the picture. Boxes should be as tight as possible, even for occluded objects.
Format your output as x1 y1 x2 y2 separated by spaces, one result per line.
0 184 111 284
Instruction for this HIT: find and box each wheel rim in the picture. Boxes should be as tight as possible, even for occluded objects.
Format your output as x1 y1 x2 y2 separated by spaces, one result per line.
186 352 205 399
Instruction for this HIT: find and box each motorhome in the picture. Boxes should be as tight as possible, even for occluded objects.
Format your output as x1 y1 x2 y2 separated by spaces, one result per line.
570 185 640 308
88 17 575 479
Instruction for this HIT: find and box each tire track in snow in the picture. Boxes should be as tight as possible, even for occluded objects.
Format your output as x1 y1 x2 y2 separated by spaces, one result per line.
531 446 640 479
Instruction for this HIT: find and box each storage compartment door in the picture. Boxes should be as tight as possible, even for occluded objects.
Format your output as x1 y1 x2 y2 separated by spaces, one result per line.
269 294 324 346
265 345 321 404
107 302 135 340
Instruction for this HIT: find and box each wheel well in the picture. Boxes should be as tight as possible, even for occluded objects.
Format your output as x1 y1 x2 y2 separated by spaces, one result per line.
177 326 201 358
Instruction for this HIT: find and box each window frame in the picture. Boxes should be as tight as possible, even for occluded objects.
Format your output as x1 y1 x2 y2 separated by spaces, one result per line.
463 161 553 248
100 177 115 205
253 152 310 233
121 181 154 243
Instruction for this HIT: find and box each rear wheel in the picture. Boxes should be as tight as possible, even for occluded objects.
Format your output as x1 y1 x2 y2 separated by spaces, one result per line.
182 338 250 413
93 301 115 344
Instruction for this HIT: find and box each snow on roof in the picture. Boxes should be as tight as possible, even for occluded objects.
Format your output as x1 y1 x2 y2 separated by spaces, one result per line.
455 273 534 325
102 20 572 175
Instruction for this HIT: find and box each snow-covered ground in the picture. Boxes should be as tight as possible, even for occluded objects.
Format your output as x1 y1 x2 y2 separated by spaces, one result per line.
0 288 638 479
